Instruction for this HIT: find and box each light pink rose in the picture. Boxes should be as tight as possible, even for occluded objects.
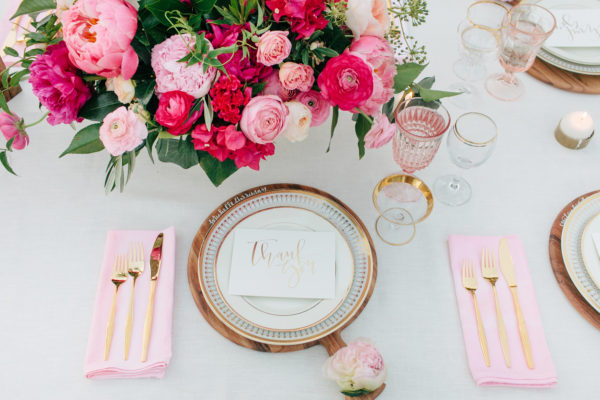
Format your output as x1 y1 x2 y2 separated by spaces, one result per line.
151 33 217 98
99 106 148 156
345 0 390 39
282 101 312 142
240 95 289 144
324 339 387 394
359 75 394 115
364 114 395 149
62 0 139 80
257 31 292 66
296 90 330 126
0 112 28 150
262 70 297 101
350 36 396 88
279 62 315 92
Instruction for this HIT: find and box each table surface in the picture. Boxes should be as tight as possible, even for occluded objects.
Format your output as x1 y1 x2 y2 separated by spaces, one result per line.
2 1 600 399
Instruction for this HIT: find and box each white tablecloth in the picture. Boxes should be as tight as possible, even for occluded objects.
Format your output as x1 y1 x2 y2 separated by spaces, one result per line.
1 1 600 398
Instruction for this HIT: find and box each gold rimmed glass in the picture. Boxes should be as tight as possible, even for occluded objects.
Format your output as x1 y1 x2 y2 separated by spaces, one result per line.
434 112 498 206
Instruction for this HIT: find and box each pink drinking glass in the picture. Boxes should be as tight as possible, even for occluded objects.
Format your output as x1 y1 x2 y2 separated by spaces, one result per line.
392 97 452 174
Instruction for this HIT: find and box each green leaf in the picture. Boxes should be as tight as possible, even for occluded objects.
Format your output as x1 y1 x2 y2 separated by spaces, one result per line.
156 138 199 169
327 106 339 152
0 151 16 175
78 92 122 122
135 80 155 106
354 114 372 159
11 0 56 19
394 62 427 93
250 82 266 96
197 151 237 186
418 76 435 90
191 0 217 13
144 0 187 26
203 96 213 131
0 93 9 113
3 47 19 57
417 87 461 102
382 97 395 123
145 129 159 162
10 69 29 87
341 389 372 397
59 123 105 157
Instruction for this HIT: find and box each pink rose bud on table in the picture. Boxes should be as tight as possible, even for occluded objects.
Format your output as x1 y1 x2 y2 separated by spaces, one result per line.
296 90 331 127
99 107 148 156
257 31 292 66
279 62 315 92
324 338 387 396
364 114 395 149
282 101 312 142
240 95 290 144
0 112 28 150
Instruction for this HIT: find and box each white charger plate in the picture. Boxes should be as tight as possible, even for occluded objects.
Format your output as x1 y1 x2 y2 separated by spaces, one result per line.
581 212 600 290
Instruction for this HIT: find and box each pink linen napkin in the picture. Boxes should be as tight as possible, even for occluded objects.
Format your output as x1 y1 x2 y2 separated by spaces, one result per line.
84 227 175 379
448 235 557 387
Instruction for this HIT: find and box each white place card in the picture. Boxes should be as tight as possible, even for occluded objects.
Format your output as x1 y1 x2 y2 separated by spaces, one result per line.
545 9 600 48
228 229 336 299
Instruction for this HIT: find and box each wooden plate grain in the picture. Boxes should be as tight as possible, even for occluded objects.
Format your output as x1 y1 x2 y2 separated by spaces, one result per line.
528 58 600 94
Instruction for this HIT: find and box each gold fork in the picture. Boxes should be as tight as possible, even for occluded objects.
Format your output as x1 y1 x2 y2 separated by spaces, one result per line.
482 248 511 367
462 260 490 367
124 242 144 360
104 254 128 360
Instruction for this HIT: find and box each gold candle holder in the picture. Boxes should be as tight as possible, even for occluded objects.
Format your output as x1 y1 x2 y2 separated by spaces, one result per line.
555 112 595 150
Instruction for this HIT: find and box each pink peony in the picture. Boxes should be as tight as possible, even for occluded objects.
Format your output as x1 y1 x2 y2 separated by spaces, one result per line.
364 114 395 148
261 70 297 101
28 41 91 126
155 91 202 136
240 95 289 144
0 112 28 150
324 339 387 394
345 0 390 39
266 0 329 39
257 31 292 66
350 36 397 88
99 106 148 156
62 0 139 80
152 34 217 98
279 62 314 92
317 51 374 111
359 75 394 115
296 90 331 126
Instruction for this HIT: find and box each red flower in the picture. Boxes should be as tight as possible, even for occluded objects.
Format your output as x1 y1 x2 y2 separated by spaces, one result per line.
155 91 202 135
266 0 328 39
209 75 252 124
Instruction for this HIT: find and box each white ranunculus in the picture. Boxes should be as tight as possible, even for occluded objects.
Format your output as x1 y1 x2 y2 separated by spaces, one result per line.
106 76 136 104
282 101 312 143
56 0 74 18
345 0 390 39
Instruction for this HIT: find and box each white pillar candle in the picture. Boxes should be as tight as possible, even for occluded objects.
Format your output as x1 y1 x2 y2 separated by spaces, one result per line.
556 111 595 149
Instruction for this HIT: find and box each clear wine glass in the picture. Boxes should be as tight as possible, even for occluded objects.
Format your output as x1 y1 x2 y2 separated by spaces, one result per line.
485 4 556 101
434 112 497 206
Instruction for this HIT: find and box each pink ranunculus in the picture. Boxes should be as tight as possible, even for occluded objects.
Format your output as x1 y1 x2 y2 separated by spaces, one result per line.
364 114 395 148
240 95 289 144
281 101 312 142
324 338 387 395
345 0 390 39
0 112 28 150
257 31 292 66
279 62 314 92
261 70 297 101
295 90 330 126
266 0 329 39
350 35 397 88
155 90 202 136
152 33 217 98
317 51 374 111
99 106 148 156
359 75 394 115
28 41 92 126
61 0 139 80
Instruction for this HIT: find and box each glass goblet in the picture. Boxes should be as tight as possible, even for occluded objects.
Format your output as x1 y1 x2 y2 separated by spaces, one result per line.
434 112 497 206
392 97 451 174
485 4 556 101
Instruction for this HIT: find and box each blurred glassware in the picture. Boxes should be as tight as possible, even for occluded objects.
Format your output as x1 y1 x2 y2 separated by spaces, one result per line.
485 4 556 101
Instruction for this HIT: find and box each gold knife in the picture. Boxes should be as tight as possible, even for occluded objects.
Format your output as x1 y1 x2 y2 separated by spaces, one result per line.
141 233 164 362
499 238 534 369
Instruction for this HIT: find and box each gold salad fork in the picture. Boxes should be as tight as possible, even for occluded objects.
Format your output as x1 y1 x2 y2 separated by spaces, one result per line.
482 248 511 367
105 254 128 361
124 242 144 360
462 260 490 367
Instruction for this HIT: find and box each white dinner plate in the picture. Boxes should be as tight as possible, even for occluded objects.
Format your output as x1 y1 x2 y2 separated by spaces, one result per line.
561 192 600 313
581 212 600 290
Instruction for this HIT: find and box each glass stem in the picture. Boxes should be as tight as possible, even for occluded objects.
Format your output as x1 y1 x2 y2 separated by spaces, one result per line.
501 71 516 85
449 177 461 192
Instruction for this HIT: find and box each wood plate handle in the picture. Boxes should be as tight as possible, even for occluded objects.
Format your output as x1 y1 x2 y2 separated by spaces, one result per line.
319 331 386 400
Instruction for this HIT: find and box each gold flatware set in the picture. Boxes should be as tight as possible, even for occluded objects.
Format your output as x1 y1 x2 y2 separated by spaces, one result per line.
461 238 533 369
104 233 164 362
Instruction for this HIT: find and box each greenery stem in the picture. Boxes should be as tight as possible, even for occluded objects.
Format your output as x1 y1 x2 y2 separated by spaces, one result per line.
24 111 49 128
355 108 373 124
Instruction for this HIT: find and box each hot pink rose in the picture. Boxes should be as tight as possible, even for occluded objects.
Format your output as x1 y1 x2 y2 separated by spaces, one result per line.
0 112 28 150
350 36 397 88
261 70 297 101
296 90 330 126
345 0 390 39
257 31 292 66
317 51 374 111
99 106 148 156
152 34 217 98
155 91 202 136
240 95 289 144
62 0 139 80
266 0 328 39
364 114 395 148
279 62 314 92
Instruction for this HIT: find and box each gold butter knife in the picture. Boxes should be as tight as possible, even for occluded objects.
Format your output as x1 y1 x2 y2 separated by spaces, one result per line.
499 238 534 369
141 233 164 362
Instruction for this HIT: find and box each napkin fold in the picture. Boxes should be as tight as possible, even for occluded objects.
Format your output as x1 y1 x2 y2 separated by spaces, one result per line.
448 235 557 387
84 227 175 379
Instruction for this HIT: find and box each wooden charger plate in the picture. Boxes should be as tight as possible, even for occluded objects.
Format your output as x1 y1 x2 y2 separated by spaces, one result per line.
528 58 600 94
188 184 384 400
549 190 600 330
